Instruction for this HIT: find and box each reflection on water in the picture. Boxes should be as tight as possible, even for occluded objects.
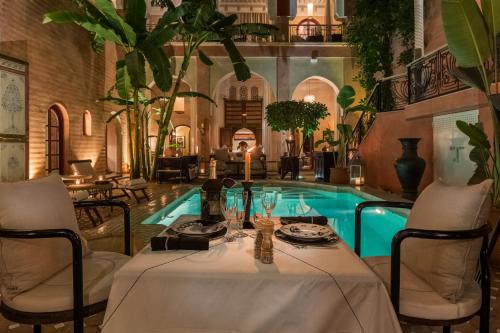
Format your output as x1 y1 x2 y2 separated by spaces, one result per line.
146 186 407 257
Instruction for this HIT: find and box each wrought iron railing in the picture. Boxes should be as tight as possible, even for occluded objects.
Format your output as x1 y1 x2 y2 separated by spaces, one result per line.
146 23 344 43
408 46 467 104
288 24 344 43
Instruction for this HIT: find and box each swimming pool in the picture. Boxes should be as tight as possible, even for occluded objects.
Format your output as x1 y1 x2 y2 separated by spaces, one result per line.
142 182 408 257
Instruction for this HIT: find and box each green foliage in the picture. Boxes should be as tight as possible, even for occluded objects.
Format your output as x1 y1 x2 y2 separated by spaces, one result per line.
265 101 329 137
315 85 374 168
442 0 500 204
45 0 276 180
456 121 492 185
345 0 414 90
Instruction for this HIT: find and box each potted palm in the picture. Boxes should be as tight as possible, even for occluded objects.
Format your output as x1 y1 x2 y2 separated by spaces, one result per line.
315 85 374 184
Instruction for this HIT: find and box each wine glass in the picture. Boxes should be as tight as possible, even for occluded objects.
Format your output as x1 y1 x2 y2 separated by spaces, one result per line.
233 192 248 238
220 191 236 241
261 191 278 221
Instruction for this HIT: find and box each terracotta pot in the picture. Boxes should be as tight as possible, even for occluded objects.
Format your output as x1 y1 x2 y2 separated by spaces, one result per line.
330 167 349 185
488 207 500 266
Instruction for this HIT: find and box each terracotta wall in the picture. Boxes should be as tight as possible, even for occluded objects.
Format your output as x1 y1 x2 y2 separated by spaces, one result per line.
0 0 118 178
424 0 447 53
358 111 433 194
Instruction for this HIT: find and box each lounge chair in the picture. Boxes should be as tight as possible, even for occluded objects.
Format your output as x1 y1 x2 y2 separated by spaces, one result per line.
0 174 131 333
68 159 150 203
355 179 497 333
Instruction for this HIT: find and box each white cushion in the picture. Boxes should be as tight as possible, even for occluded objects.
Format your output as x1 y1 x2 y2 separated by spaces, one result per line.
0 174 91 298
365 256 481 320
3 251 129 313
402 179 492 302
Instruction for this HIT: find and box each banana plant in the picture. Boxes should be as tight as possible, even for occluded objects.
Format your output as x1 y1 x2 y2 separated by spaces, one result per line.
148 0 277 181
43 0 184 178
331 85 375 168
442 0 500 203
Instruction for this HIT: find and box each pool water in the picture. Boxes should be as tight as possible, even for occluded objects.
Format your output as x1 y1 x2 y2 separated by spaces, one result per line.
142 185 408 257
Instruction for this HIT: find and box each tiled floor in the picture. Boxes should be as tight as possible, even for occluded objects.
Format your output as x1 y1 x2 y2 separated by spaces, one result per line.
1 175 499 333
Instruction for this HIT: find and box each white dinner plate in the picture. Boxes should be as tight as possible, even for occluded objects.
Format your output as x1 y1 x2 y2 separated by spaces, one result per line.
280 223 334 242
171 221 225 236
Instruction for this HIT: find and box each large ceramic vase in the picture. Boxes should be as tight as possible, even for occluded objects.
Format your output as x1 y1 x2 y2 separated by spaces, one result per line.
394 138 426 201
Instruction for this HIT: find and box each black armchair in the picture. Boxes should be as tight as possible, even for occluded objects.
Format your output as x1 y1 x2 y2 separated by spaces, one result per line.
355 201 491 333
0 200 131 333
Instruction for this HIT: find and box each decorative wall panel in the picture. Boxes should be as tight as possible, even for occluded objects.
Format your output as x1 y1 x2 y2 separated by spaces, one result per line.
0 54 28 182
432 110 478 185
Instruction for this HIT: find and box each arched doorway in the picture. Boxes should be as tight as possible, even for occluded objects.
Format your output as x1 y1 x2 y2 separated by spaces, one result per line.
232 128 256 151
106 118 123 173
174 125 190 155
291 76 340 169
46 105 65 174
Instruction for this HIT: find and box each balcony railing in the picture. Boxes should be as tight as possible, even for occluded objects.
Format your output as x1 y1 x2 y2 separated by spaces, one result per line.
288 24 344 43
146 23 345 43
408 46 467 104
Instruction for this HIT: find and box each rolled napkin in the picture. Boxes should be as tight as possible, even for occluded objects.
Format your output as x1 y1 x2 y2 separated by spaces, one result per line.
151 236 209 251
280 216 328 226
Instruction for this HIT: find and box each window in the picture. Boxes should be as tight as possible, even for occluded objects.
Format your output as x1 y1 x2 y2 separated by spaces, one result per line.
251 86 259 100
240 86 248 100
83 110 92 136
46 106 64 174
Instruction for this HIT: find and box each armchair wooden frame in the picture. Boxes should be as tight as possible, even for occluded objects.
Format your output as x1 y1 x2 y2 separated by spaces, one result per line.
355 201 495 333
0 200 131 333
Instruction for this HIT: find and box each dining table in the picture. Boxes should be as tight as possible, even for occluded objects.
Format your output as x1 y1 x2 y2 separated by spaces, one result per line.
101 215 402 333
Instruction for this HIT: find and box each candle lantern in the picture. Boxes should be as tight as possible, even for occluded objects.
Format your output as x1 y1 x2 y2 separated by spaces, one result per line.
349 154 365 186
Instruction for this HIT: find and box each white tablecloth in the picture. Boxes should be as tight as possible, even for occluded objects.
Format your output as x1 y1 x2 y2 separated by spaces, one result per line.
102 216 402 333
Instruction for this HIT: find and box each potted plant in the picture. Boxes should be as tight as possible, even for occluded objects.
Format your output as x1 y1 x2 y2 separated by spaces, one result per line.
441 0 500 263
315 85 374 184
266 100 329 179
313 128 338 181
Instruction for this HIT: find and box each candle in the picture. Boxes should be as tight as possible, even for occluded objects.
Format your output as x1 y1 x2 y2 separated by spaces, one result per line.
98 175 104 181
76 179 81 185
73 171 78 176
245 151 251 181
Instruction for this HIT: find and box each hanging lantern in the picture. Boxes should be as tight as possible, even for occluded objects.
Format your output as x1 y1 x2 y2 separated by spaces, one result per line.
349 154 365 186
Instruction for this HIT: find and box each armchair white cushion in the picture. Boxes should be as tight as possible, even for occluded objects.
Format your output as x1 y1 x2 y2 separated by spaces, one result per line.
365 256 482 320
401 179 492 302
0 174 91 298
3 251 129 313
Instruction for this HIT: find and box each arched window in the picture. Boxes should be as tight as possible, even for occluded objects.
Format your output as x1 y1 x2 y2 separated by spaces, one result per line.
297 18 321 40
251 86 259 100
229 86 237 100
239 86 248 100
83 110 92 136
46 106 65 174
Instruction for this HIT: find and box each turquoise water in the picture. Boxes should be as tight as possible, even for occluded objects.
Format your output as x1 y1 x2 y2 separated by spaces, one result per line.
142 185 408 257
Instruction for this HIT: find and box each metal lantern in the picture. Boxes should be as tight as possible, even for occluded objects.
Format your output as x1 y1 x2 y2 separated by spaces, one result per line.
349 154 365 186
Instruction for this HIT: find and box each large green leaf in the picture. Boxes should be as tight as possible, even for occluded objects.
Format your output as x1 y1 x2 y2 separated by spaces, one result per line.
221 38 251 81
337 85 356 109
43 11 124 45
116 60 132 99
125 0 146 33
177 91 217 105
94 0 136 45
442 0 491 67
198 49 214 66
468 145 490 184
125 51 146 89
142 45 172 92
481 0 500 42
456 120 491 149
452 66 488 92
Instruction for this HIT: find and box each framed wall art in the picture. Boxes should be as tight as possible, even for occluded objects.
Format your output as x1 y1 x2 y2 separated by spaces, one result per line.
0 53 28 182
